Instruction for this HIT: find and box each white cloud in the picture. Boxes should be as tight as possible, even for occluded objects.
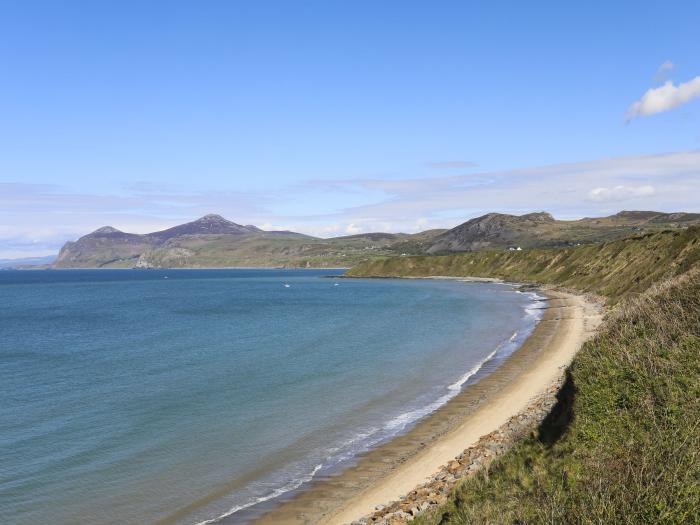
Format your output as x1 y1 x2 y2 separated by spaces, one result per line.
588 185 655 202
627 76 700 121
320 224 342 234
310 150 699 227
654 60 675 83
2 150 700 258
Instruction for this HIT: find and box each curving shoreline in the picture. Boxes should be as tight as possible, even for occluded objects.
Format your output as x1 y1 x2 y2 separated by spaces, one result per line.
252 288 603 525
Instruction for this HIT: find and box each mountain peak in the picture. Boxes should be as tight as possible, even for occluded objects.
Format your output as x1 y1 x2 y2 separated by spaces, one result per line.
426 211 559 254
613 210 662 220
521 211 554 222
197 214 227 221
148 214 261 239
92 226 122 235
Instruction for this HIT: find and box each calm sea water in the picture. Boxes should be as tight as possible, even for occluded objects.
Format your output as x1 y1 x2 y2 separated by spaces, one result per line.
0 269 543 525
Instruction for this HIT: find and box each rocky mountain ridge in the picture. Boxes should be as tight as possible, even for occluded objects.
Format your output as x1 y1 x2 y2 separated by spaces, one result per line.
53 211 700 268
426 210 700 253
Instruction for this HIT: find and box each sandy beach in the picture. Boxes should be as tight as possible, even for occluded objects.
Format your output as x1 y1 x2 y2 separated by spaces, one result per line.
253 288 602 525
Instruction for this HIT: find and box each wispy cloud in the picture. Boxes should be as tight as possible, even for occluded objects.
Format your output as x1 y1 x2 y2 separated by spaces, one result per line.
0 183 270 257
588 185 655 202
627 75 700 121
302 150 700 231
654 60 675 83
1 150 699 258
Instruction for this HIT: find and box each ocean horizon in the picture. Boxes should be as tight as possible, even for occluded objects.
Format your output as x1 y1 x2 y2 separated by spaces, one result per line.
1 269 543 525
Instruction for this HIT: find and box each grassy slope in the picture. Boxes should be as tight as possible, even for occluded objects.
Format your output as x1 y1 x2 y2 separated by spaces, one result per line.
138 233 415 268
53 213 700 269
348 227 700 523
417 269 700 524
74 231 446 269
347 226 700 303
423 212 700 254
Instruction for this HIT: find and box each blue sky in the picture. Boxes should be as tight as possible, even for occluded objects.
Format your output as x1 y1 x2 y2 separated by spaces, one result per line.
1 1 700 257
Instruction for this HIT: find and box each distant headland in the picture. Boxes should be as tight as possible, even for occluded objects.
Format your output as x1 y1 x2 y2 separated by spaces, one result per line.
52 210 700 269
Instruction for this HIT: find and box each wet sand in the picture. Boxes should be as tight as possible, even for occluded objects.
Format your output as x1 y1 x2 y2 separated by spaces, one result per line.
252 289 602 525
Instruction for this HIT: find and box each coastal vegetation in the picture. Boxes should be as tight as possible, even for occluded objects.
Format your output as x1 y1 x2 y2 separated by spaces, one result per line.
349 227 700 523
52 211 700 270
347 226 700 303
52 214 445 269
414 268 700 524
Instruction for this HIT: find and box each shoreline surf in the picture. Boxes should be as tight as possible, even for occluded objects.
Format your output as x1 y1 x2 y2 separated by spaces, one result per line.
1 270 556 525
186 283 550 525
245 288 601 525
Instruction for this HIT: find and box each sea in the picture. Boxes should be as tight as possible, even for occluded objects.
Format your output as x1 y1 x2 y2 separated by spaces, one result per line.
0 269 544 525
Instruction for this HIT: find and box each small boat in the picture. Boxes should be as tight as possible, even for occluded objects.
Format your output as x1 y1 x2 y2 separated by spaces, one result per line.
334 283 339 286
284 283 291 288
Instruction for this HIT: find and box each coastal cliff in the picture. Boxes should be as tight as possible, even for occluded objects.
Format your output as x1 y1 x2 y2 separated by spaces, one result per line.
408 267 700 525
347 227 700 524
347 226 700 303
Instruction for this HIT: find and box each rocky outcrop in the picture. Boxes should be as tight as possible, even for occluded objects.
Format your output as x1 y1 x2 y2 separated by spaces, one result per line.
425 212 556 254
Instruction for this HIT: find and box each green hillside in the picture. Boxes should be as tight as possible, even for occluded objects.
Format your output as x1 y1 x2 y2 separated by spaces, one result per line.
416 268 700 524
347 226 700 303
424 210 700 254
130 232 421 269
53 211 700 269
52 214 445 269
348 227 700 523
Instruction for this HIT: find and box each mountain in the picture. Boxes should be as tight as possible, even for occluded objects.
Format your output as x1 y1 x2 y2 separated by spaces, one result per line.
426 212 556 253
146 214 262 241
52 211 700 268
54 225 162 268
53 215 442 268
424 210 700 254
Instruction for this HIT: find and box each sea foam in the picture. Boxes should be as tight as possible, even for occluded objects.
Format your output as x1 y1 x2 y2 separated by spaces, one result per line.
195 287 546 524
